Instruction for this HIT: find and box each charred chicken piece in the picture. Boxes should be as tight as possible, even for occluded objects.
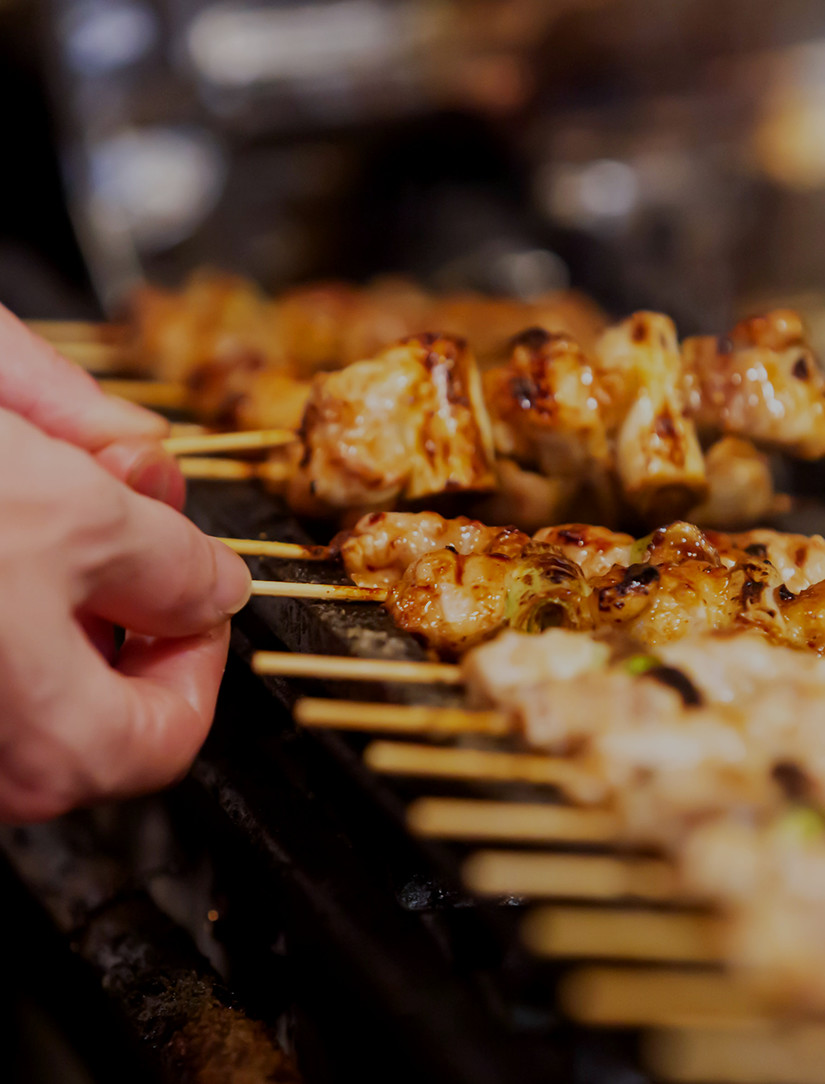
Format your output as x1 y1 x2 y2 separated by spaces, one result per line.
332 510 528 590
286 334 496 516
682 309 825 458
386 542 591 657
595 312 707 522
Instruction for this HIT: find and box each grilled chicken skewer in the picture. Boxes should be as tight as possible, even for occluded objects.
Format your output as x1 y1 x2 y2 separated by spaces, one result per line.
323 510 825 657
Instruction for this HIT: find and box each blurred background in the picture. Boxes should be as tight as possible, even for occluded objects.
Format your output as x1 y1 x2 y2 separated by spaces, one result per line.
5 0 825 341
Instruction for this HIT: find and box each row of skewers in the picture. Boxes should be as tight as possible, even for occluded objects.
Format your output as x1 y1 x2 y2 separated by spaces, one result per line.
32 275 825 1079
37 271 825 532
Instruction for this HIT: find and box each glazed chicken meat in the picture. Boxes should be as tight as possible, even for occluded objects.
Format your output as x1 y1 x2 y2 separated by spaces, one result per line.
285 334 496 516
333 511 825 657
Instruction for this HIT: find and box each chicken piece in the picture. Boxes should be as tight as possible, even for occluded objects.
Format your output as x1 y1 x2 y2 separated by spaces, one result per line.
683 815 825 1013
689 436 788 530
591 524 787 647
682 309 825 458
428 290 608 363
335 511 635 591
533 523 635 578
462 628 782 830
483 328 610 474
386 543 591 657
287 334 496 516
275 279 433 373
594 312 707 522
128 271 283 383
187 362 311 431
728 527 825 594
332 510 528 589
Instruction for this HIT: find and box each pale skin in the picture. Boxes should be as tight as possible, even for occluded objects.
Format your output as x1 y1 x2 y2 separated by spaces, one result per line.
0 304 252 822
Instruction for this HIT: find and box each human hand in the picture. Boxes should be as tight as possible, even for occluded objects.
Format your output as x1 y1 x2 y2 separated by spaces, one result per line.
0 303 186 509
0 405 251 822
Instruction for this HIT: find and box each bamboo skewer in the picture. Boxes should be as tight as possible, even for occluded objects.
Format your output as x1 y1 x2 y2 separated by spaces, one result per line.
178 457 260 480
162 428 296 455
26 319 124 343
463 850 678 901
364 740 606 799
256 654 462 685
296 699 504 734
406 797 621 844
560 967 767 1028
221 538 330 561
177 457 293 483
99 378 191 409
250 580 388 602
647 1026 825 1084
522 906 723 964
63 343 133 369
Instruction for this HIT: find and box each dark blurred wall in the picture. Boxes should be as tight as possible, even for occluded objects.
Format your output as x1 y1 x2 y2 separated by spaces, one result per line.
0 0 94 315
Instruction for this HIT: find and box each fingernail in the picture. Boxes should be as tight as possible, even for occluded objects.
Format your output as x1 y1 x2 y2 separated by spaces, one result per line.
211 540 252 616
128 448 185 509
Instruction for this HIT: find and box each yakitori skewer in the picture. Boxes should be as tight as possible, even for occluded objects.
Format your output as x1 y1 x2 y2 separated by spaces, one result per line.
162 427 296 455
463 850 677 901
295 699 503 734
178 457 294 483
363 740 606 799
25 318 122 343
254 653 462 685
223 539 330 561
99 378 190 409
178 457 261 480
522 906 723 964
406 797 620 844
560 967 766 1027
250 581 387 602
647 1026 825 1084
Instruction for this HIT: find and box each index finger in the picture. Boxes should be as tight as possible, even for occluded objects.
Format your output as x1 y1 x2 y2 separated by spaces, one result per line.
0 302 169 450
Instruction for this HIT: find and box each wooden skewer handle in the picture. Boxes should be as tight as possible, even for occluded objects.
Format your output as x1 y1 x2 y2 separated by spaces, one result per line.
406 797 620 844
250 580 388 602
295 699 503 733
522 905 723 964
220 538 330 561
253 652 462 684
99 379 190 409
163 428 296 455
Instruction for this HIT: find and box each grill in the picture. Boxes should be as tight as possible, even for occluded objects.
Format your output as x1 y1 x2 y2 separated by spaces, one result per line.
5 472 825 1084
